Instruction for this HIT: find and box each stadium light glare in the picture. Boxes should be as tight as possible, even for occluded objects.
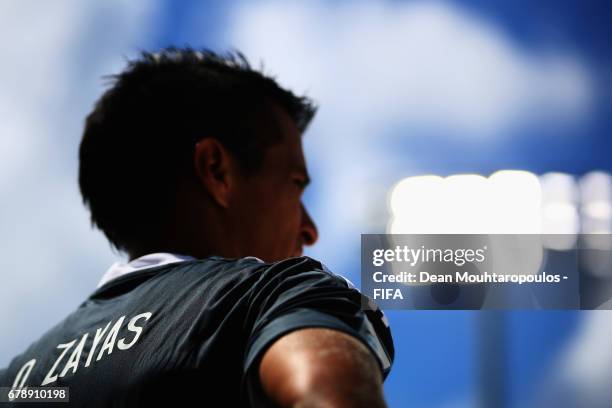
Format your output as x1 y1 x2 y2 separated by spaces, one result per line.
387 170 544 278
539 172 579 249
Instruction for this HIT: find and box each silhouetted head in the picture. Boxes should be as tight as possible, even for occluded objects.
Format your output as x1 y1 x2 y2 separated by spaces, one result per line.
79 48 318 261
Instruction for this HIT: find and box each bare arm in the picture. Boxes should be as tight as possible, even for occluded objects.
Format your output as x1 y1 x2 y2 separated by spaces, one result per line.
258 328 387 408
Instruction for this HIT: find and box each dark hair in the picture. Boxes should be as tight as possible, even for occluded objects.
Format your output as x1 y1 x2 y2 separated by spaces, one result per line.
78 47 317 253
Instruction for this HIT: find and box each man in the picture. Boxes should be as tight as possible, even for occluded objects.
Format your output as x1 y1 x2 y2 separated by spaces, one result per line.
0 48 394 407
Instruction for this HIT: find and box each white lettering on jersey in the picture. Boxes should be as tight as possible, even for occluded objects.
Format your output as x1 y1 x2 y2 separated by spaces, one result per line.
85 321 111 368
59 333 89 378
96 316 126 362
118 312 152 350
11 359 36 391
41 340 76 385
12 311 153 388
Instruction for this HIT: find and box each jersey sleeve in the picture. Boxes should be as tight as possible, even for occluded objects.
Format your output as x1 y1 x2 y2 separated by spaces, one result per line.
240 256 394 406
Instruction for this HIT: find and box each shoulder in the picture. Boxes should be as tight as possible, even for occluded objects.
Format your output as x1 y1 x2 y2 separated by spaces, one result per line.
249 256 354 287
175 255 351 292
240 256 395 381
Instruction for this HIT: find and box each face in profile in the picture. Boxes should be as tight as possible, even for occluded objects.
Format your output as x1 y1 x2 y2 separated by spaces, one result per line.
229 103 319 262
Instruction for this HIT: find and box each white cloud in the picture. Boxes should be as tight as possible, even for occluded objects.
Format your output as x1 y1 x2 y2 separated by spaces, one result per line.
228 0 592 137
535 311 612 408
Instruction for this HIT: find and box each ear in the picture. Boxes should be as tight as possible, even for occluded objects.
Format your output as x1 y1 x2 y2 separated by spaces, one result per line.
193 138 236 208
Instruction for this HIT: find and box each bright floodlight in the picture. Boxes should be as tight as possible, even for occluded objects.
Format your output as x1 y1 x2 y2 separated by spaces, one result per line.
389 170 541 234
387 170 544 276
580 171 612 235
539 172 579 249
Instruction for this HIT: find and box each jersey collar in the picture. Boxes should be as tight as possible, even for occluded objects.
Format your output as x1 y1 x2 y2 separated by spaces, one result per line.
97 252 196 289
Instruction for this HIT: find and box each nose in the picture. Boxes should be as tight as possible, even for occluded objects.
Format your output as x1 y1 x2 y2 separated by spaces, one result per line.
300 203 318 246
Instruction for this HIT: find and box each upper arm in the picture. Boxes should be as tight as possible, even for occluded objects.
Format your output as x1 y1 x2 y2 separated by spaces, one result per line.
240 257 394 406
258 327 386 408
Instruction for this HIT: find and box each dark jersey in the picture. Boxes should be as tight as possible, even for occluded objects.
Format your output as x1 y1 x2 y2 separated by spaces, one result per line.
0 256 394 407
